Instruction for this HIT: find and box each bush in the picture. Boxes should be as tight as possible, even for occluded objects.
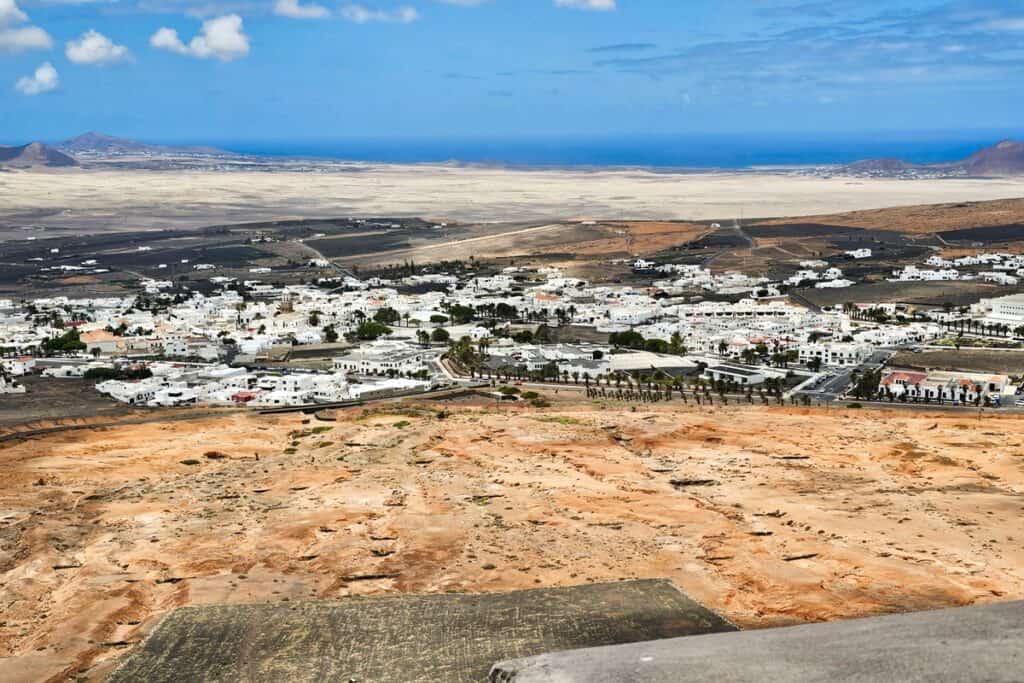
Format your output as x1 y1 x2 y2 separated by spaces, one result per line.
84 367 153 381
521 391 540 400
498 386 521 395
530 398 551 408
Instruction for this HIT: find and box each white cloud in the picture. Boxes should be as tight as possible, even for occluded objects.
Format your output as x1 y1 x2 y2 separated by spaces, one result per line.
0 0 27 23
66 29 131 64
0 0 52 53
340 4 419 23
554 0 615 10
274 0 329 19
15 61 58 95
150 14 249 61
979 17 1024 32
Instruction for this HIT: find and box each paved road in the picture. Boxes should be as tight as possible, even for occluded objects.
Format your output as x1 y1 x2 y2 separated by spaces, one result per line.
798 349 895 402
491 599 1024 683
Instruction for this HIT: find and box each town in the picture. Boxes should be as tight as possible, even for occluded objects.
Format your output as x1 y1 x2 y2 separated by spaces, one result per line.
4 250 1024 411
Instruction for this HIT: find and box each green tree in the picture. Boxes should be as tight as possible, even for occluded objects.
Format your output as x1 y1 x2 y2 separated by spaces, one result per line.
374 307 401 325
353 320 392 341
609 330 645 350
668 332 687 355
42 328 86 355
448 305 476 324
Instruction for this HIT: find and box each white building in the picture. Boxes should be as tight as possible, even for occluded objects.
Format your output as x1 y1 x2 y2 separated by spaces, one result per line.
333 341 434 376
988 293 1024 323
798 342 871 367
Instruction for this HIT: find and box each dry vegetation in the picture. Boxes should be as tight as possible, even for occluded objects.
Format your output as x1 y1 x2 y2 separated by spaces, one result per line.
755 197 1024 234
2 400 1024 681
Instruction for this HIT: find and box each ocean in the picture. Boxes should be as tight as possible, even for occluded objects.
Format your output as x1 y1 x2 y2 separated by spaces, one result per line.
207 132 1021 169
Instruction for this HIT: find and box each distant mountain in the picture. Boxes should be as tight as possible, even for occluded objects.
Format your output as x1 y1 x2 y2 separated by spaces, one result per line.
56 132 230 157
959 140 1024 176
844 157 914 173
0 142 78 168
846 140 1024 176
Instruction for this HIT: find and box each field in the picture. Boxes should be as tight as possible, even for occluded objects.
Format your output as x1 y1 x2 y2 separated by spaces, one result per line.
3 169 1024 296
3 399 1024 681
889 349 1024 375
0 377 133 429
751 198 1024 235
940 223 1024 244
794 280 1022 309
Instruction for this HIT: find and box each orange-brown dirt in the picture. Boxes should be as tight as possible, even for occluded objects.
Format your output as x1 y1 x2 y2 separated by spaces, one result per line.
2 401 1024 681
754 197 1024 234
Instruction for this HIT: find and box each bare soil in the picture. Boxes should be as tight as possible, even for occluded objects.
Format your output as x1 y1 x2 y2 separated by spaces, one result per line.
2 400 1023 681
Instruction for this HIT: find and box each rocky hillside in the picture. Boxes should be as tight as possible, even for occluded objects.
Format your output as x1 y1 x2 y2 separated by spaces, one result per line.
57 131 228 157
847 140 1024 176
0 142 77 168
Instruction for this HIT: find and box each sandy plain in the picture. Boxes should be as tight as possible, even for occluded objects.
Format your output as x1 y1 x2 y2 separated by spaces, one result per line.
2 399 1023 681
4 166 1024 233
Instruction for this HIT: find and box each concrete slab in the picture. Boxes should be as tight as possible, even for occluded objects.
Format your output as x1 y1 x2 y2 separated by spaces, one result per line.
490 600 1024 682
108 579 735 683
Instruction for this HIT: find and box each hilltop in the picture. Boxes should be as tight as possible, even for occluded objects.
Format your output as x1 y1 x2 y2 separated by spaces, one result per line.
847 140 1024 176
960 140 1024 175
0 142 77 169
2 400 1022 680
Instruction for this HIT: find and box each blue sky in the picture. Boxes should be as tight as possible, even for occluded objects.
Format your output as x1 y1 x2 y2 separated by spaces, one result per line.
1 0 1023 144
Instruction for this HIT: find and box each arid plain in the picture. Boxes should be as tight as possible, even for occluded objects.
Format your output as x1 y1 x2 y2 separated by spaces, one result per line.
4 165 1024 233
2 399 1023 681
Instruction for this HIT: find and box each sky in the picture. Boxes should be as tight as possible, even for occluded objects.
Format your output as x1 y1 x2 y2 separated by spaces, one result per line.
1 0 1023 145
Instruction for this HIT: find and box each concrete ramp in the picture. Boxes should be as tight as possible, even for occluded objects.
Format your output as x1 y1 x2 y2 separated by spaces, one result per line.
109 579 734 683
491 600 1024 682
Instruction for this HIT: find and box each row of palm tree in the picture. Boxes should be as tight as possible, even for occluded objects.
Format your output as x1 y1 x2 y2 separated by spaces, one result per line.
942 318 1024 338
